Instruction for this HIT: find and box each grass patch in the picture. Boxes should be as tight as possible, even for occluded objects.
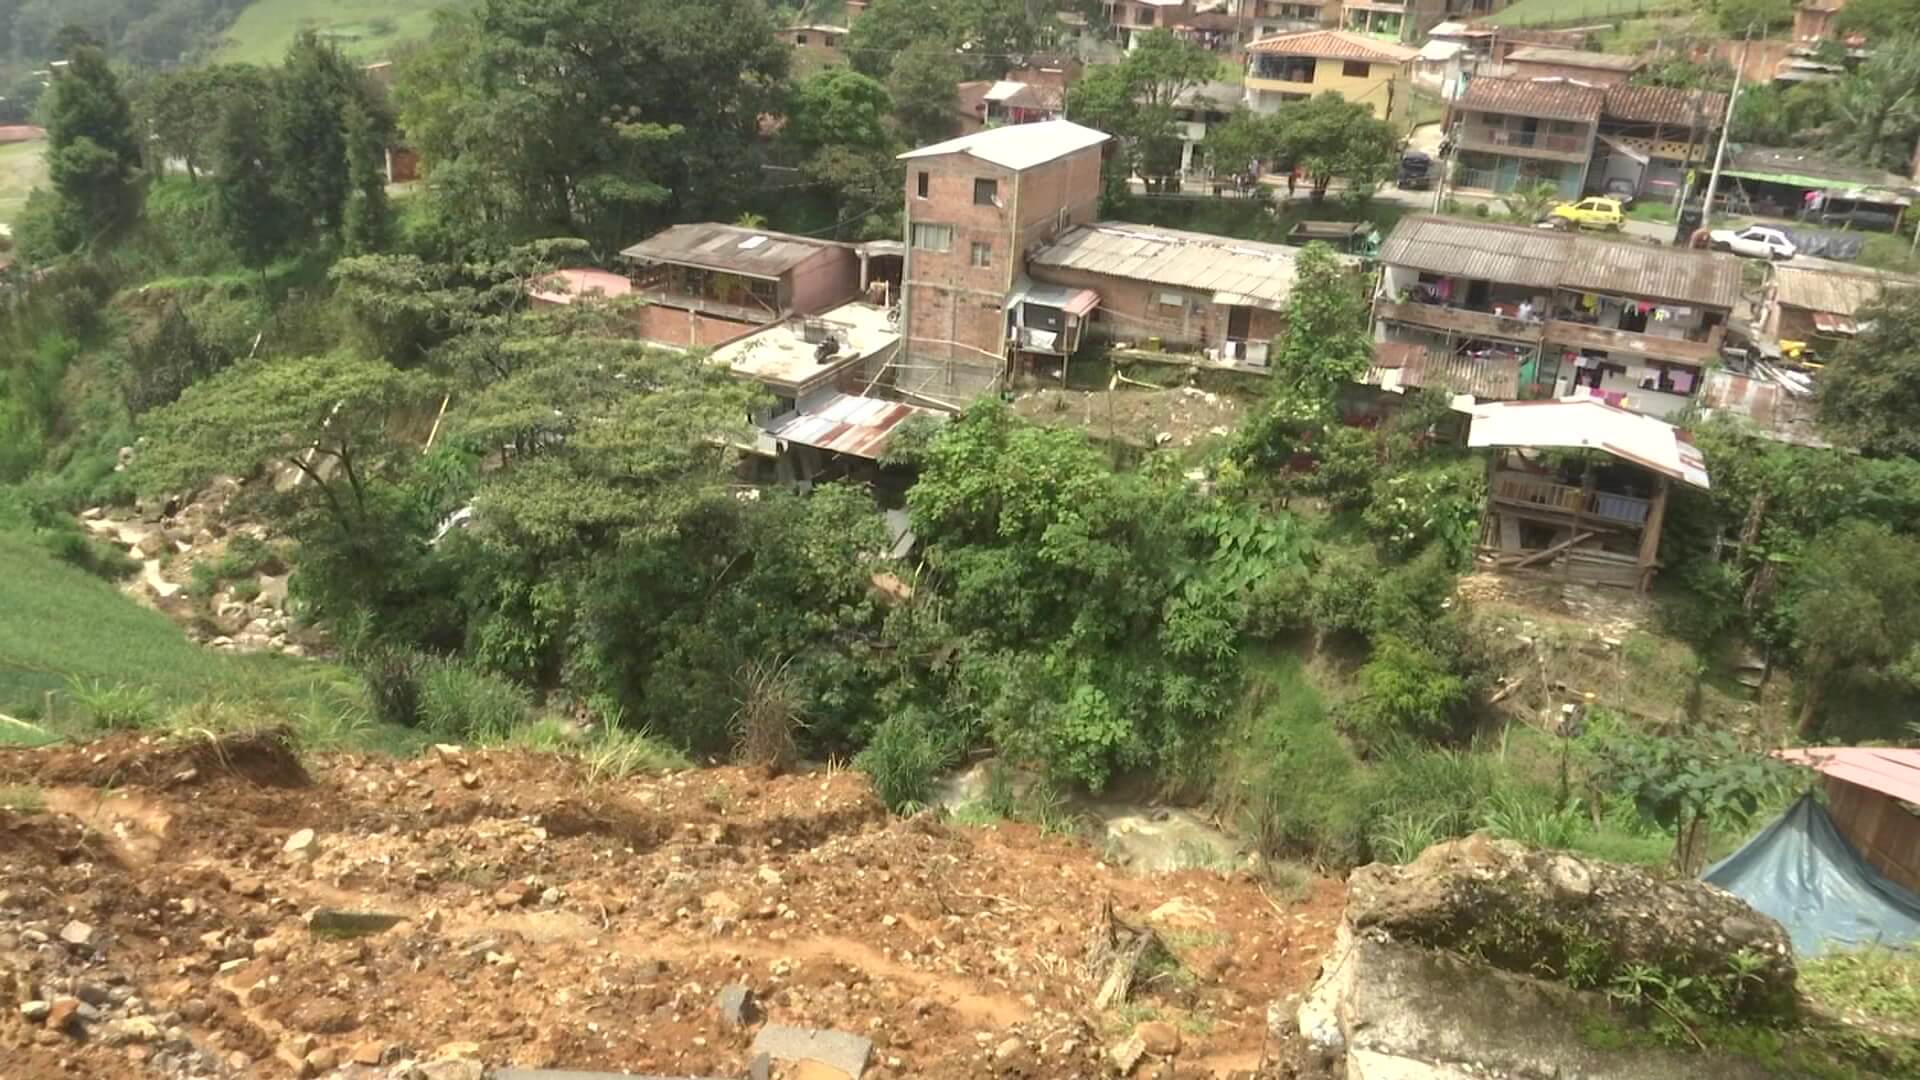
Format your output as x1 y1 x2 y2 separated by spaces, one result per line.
579 724 689 784
0 138 47 229
0 783 44 811
1802 948 1920 1024
217 0 451 66
1485 0 1691 27
0 528 421 754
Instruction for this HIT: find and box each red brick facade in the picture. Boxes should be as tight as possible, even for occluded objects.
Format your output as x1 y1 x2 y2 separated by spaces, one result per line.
632 304 763 349
901 144 1104 401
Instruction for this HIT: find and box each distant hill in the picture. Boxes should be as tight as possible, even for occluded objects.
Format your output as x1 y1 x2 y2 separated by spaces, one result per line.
215 0 457 66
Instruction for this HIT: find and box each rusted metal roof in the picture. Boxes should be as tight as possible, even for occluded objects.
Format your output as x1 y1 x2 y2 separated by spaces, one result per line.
1772 262 1920 316
1457 76 1604 121
1378 215 1572 289
1562 236 1743 309
1777 748 1920 805
1602 84 1727 127
1030 222 1355 311
1365 343 1521 400
765 393 942 460
1700 369 1829 448
620 223 844 279
1506 46 1641 72
1246 29 1418 63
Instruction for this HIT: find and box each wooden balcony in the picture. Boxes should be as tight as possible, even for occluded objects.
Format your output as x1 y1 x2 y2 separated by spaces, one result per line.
1457 124 1592 162
1376 301 1546 344
1492 470 1652 528
1544 320 1723 365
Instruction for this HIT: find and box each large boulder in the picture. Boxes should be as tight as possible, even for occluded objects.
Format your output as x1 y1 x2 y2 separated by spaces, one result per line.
1299 930 1785 1080
1344 835 1796 1019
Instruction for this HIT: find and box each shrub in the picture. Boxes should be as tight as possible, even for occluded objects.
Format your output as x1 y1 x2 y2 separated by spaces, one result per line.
1366 543 1458 642
1243 565 1314 640
1309 547 1378 638
1480 787 1585 850
1364 459 1484 566
1366 746 1504 853
1346 635 1469 747
1226 664 1371 865
67 679 161 730
362 648 423 728
856 709 955 813
416 658 532 741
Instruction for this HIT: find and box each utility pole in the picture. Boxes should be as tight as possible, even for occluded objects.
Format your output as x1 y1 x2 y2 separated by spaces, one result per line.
1699 24 1752 229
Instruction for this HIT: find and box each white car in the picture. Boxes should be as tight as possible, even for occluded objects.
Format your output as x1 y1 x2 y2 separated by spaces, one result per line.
1709 225 1797 260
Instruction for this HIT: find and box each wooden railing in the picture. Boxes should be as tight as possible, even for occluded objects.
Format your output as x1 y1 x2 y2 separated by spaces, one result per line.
1376 301 1546 344
1457 125 1591 158
1544 320 1722 365
1493 471 1651 527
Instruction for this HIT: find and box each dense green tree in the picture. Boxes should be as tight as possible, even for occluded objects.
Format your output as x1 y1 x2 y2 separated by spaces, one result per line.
1712 0 1793 34
1120 28 1218 113
1786 520 1920 735
1269 243 1371 401
1824 40 1920 171
1270 92 1398 203
1818 287 1920 455
888 41 966 146
1730 81 1834 145
393 0 789 255
36 44 142 252
845 0 1039 81
271 31 376 243
788 67 894 154
210 100 285 277
342 100 389 255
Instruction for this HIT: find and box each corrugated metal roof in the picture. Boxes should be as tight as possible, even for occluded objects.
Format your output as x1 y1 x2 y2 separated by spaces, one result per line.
1457 76 1604 121
1365 343 1521 400
1245 29 1418 63
1378 215 1572 288
1506 46 1641 71
898 119 1109 171
1773 263 1920 315
1602 84 1726 127
1726 145 1916 191
765 393 943 460
1379 217 1744 309
1029 222 1352 311
1700 369 1829 448
619 223 843 278
1777 748 1920 805
1467 398 1711 489
1562 236 1743 309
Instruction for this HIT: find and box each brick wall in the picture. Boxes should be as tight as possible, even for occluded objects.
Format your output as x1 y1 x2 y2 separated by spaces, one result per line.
788 246 862 315
900 143 1105 403
633 304 763 349
1028 264 1286 351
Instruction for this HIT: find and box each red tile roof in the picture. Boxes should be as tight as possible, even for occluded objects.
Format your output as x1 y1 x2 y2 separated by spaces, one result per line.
1458 76 1604 121
1246 29 1418 64
1602 84 1728 127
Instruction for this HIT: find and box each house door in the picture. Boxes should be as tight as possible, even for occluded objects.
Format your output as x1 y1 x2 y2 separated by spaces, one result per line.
1494 156 1521 192
1228 305 1252 341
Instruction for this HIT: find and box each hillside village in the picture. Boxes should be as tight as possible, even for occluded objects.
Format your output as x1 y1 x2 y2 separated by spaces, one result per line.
5 1 1920 1079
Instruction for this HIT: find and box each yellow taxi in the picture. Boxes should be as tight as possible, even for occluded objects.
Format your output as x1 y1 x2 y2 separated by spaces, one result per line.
1547 196 1625 231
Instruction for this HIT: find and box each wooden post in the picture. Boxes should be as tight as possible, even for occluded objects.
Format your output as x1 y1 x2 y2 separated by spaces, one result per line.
1637 474 1672 593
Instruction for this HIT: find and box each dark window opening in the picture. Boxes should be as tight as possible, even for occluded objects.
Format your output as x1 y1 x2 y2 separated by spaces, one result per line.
974 178 999 206
916 171 929 198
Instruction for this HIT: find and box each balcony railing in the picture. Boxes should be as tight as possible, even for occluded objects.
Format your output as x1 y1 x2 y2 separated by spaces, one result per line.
1544 320 1723 365
1493 471 1652 527
1376 301 1546 344
1457 124 1591 157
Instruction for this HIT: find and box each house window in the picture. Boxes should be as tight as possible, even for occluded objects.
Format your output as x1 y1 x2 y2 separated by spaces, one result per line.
916 171 929 198
796 33 809 45
911 223 953 252
1254 55 1316 82
1342 60 1370 78
970 241 992 267
974 178 999 206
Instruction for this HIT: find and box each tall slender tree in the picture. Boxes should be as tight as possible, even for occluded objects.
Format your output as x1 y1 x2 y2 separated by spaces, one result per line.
39 44 143 249
212 100 286 283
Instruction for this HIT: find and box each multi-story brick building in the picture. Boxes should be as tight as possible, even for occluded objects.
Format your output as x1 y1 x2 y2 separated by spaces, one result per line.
895 120 1110 405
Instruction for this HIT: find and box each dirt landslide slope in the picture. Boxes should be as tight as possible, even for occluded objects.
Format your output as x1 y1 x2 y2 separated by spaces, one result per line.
0 732 1341 1080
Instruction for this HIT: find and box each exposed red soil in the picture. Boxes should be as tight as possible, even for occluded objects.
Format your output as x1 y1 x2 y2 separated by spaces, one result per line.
0 733 1343 1079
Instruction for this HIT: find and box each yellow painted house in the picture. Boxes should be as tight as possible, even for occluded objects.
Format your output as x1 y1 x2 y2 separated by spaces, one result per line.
1244 29 1418 122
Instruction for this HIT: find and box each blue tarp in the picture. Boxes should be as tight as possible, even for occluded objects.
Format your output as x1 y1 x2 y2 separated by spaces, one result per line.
1704 794 1920 955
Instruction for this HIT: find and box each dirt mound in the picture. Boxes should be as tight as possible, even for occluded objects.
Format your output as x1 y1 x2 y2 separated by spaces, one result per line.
0 728 308 790
0 744 1341 1079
